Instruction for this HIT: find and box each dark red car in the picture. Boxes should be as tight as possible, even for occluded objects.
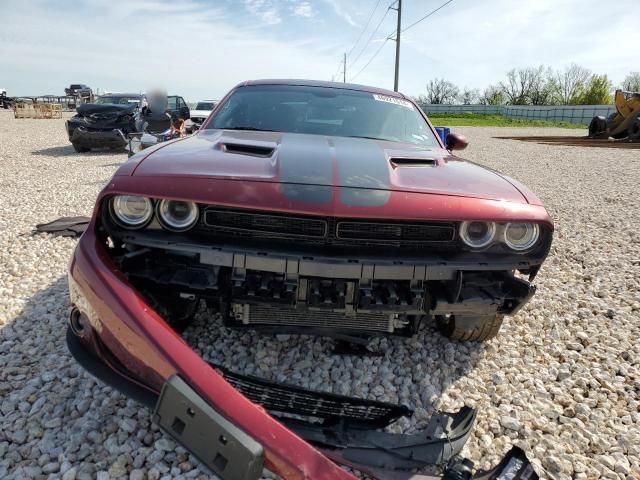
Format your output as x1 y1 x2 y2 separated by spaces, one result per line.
67 80 549 479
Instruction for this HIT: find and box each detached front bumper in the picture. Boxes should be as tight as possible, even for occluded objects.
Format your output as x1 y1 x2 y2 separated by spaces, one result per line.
67 124 127 149
68 227 538 479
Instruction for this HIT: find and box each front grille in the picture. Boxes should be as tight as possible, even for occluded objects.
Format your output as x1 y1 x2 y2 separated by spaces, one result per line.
234 303 393 333
204 209 327 238
198 207 457 252
337 221 454 242
212 362 411 428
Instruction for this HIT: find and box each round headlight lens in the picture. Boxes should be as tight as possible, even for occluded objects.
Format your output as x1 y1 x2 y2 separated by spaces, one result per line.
504 223 539 251
459 221 496 248
157 199 198 231
111 195 153 228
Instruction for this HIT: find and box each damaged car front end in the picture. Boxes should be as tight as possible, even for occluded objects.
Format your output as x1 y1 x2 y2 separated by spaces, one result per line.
66 94 141 152
68 189 544 480
67 80 548 479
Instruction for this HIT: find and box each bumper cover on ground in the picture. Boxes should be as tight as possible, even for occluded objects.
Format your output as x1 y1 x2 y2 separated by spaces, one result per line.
67 323 475 474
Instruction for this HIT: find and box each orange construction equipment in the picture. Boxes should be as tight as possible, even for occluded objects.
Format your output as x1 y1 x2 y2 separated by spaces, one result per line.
589 89 640 140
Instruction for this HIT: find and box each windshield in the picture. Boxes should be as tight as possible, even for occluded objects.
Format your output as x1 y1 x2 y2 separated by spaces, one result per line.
95 96 140 105
207 85 438 146
195 102 215 110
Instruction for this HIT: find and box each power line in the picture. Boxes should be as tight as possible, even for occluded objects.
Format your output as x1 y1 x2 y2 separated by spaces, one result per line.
349 37 391 82
346 0 383 58
338 0 457 85
401 0 455 33
348 1 396 70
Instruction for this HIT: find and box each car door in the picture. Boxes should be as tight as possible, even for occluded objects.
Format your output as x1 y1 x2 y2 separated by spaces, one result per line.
177 96 190 120
166 96 178 119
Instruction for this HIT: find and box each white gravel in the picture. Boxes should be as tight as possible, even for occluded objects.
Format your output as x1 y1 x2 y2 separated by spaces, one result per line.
1 110 639 480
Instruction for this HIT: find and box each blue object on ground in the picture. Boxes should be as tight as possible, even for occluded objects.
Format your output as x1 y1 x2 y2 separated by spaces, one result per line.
434 127 450 145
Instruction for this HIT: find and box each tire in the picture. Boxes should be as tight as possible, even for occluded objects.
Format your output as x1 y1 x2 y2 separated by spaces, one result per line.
72 142 90 153
588 116 607 138
628 113 640 140
437 314 504 342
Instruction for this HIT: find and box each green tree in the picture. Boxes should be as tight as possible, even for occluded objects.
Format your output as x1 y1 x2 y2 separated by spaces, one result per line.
500 66 558 105
555 63 591 105
424 78 459 104
576 74 613 104
480 84 505 105
622 72 640 92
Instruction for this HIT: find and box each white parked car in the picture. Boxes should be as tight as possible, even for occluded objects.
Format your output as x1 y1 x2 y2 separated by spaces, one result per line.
188 100 216 131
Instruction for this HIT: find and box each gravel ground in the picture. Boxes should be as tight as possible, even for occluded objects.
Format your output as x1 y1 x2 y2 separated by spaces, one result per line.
0 110 639 480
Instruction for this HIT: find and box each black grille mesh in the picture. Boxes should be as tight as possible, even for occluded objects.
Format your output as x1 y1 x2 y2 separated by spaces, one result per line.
199 207 456 250
212 363 412 428
337 221 454 242
204 209 326 238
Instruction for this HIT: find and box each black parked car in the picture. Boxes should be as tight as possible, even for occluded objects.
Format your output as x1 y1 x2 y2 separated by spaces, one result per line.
66 93 190 152
65 84 93 98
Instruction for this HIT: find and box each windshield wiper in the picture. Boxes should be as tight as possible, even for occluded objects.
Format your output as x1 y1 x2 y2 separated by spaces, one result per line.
221 126 277 132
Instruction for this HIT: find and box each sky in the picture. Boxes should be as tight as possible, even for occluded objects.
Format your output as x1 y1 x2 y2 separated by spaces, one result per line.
0 0 637 101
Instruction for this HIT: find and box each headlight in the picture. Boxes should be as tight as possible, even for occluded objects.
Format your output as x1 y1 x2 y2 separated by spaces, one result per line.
157 199 199 232
459 221 496 248
111 195 153 229
503 223 539 251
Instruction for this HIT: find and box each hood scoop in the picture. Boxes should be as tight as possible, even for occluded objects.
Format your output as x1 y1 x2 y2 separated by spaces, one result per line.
222 142 275 158
389 157 437 167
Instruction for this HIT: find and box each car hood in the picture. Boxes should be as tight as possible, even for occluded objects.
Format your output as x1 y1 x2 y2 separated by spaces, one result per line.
190 109 212 118
130 130 529 204
76 103 137 116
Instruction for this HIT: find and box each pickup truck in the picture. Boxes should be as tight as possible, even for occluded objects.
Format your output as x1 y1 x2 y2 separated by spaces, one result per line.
65 84 93 98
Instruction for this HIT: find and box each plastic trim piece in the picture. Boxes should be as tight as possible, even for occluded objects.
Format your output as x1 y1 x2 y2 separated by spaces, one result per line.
153 375 264 480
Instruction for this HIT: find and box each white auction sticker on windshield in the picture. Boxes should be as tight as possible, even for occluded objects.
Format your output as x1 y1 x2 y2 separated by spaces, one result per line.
372 94 413 109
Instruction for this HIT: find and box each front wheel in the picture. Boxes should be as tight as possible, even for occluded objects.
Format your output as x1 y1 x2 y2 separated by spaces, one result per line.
72 142 90 153
437 314 504 342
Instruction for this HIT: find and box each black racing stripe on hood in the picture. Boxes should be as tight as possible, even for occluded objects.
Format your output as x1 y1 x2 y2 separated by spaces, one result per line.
279 133 332 203
280 184 332 204
334 137 390 206
340 188 390 207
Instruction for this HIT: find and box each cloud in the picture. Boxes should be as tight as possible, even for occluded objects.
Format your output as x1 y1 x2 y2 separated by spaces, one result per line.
321 0 358 27
291 1 313 18
0 0 339 99
244 0 281 25
0 0 636 99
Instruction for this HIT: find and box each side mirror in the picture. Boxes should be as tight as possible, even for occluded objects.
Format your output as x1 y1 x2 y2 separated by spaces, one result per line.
445 132 468 151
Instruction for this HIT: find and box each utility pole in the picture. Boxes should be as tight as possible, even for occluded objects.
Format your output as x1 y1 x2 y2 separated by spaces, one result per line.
392 0 402 91
343 52 347 83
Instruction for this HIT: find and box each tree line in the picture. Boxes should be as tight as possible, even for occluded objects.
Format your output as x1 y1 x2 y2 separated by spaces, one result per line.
416 66 640 106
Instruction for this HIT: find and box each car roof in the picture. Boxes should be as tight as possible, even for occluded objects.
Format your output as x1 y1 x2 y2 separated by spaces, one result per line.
100 93 141 97
196 99 217 102
235 79 407 99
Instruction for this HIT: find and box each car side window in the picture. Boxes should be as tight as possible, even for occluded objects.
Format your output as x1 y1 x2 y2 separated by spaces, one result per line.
167 96 178 111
